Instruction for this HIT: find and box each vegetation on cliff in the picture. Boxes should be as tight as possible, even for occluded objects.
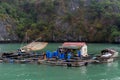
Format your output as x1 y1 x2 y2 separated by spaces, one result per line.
0 0 120 42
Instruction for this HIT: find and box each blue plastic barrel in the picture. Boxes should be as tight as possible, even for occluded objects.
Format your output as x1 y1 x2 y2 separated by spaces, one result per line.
46 51 49 58
59 53 65 59
53 51 58 57
77 50 81 57
49 52 53 58
46 50 53 58
67 52 71 60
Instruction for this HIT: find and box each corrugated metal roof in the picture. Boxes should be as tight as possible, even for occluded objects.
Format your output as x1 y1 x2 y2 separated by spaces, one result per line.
62 42 86 47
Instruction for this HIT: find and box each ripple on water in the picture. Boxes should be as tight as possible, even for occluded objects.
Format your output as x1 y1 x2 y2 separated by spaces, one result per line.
25 79 32 80
110 77 120 80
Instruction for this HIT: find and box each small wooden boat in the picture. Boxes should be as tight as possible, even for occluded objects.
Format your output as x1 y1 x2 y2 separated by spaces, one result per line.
93 48 119 63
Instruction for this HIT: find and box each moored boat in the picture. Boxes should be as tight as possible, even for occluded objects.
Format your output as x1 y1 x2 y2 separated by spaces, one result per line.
93 48 119 63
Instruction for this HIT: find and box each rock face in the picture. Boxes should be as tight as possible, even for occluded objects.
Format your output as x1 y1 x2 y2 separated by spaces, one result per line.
0 17 18 42
0 0 120 43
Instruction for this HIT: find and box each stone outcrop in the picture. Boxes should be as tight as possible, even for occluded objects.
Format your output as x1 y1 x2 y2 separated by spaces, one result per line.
0 16 18 42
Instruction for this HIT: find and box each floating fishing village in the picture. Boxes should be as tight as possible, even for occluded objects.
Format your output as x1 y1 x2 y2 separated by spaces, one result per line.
1 0 120 80
0 42 119 67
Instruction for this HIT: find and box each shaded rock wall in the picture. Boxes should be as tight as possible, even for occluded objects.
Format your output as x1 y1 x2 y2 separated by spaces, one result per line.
0 17 18 42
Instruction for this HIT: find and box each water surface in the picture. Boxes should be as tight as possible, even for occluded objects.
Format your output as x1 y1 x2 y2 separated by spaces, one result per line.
0 43 120 80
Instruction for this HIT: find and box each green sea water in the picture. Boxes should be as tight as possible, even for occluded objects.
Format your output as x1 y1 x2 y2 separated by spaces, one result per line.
0 43 120 80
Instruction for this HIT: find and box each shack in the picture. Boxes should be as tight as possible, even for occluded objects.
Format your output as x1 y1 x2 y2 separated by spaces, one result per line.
61 42 88 57
45 42 88 60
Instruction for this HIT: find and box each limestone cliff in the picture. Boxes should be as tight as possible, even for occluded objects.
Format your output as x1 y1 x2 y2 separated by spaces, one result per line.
0 0 120 43
0 15 18 42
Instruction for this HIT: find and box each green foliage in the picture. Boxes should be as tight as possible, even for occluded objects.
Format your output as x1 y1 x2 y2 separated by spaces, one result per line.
0 0 120 42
